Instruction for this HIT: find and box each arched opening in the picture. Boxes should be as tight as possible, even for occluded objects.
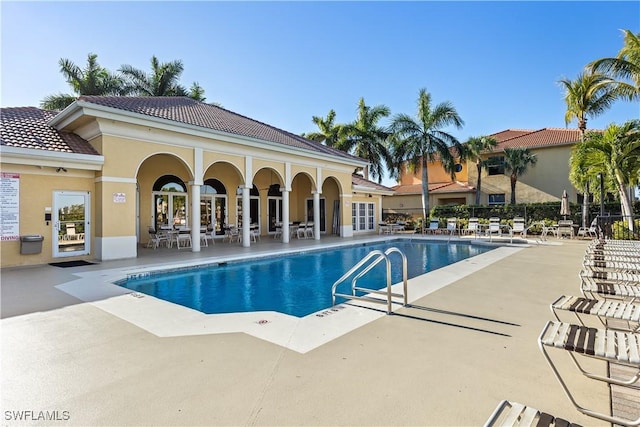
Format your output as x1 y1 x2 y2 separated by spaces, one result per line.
236 184 260 230
201 178 228 235
322 176 342 235
152 175 188 229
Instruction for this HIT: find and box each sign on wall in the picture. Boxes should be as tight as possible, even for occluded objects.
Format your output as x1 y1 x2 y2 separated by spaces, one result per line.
113 192 126 203
0 172 20 241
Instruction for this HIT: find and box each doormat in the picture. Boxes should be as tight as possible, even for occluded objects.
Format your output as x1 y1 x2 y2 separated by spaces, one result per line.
49 260 95 268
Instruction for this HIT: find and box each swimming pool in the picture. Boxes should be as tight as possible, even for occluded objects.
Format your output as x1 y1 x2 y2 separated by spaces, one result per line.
119 240 493 317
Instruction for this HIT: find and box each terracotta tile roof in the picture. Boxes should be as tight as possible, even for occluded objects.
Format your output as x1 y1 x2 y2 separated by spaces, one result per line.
77 96 363 162
0 107 99 155
392 181 474 194
490 128 582 151
489 129 534 142
351 174 395 192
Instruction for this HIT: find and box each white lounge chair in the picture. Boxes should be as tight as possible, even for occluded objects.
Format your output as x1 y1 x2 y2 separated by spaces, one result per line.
424 218 440 234
445 217 458 236
580 276 640 302
510 217 527 239
486 217 502 241
483 400 580 427
582 258 640 273
464 217 480 237
577 219 598 239
557 220 575 239
538 320 640 426
551 294 640 332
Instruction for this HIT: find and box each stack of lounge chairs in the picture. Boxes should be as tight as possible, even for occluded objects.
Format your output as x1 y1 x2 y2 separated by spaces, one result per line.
485 239 640 427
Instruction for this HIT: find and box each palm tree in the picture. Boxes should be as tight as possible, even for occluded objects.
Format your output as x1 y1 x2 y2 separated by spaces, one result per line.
589 29 640 102
465 136 498 205
40 53 126 110
503 148 537 204
340 98 392 183
389 88 464 220
558 71 617 134
120 56 205 100
304 109 345 148
559 70 617 228
581 120 640 230
186 82 206 102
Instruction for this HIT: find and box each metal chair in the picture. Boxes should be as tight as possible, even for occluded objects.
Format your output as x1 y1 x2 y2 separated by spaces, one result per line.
483 400 582 427
538 320 640 426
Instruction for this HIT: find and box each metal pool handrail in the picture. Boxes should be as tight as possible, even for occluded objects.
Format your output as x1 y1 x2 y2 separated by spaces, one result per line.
331 247 408 314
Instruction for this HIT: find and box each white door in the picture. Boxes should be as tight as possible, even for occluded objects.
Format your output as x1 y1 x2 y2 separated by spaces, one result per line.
53 191 90 257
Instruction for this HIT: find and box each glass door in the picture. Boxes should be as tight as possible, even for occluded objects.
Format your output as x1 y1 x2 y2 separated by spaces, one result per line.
53 191 90 257
153 192 188 229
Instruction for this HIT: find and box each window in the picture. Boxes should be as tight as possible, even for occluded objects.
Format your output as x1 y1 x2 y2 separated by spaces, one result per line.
352 202 375 232
488 194 506 205
487 156 505 175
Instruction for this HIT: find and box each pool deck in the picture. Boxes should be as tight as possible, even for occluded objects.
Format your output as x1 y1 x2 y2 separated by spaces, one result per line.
2 235 638 426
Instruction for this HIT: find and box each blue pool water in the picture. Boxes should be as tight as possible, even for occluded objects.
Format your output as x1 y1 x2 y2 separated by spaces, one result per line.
119 240 492 317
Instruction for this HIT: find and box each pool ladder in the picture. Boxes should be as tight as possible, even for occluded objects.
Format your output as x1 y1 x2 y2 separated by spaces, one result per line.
331 247 408 314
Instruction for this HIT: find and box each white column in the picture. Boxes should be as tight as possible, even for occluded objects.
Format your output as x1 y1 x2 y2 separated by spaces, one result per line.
242 186 250 247
191 184 201 252
191 147 203 252
313 191 320 240
282 188 290 243
283 162 292 244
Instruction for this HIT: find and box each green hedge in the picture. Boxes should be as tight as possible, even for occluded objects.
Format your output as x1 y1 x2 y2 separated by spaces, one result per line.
431 201 640 223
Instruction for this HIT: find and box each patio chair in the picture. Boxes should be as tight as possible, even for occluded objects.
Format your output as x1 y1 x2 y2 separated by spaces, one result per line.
483 400 582 427
538 320 640 426
580 267 640 284
305 222 314 238
586 247 640 258
582 258 640 274
445 217 458 236
200 224 215 247
175 228 192 249
250 223 261 242
224 226 240 243
556 220 575 239
297 222 308 239
146 226 169 249
551 294 640 332
580 275 640 302
510 217 527 239
486 217 502 241
577 219 598 239
274 223 283 239
424 218 440 234
464 217 480 237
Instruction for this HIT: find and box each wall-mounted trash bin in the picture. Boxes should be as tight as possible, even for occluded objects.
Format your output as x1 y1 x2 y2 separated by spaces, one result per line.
20 235 44 255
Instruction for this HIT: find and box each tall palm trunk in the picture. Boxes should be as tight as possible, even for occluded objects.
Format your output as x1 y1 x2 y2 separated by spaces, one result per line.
475 161 482 205
582 182 590 229
614 169 635 231
579 128 589 229
510 174 517 204
421 156 430 221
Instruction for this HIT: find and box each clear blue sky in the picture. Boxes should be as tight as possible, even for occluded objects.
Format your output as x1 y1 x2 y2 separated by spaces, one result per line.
2 1 639 185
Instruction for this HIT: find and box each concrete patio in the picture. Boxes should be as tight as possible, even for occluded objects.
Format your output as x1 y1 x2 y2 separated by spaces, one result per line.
1 236 637 426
